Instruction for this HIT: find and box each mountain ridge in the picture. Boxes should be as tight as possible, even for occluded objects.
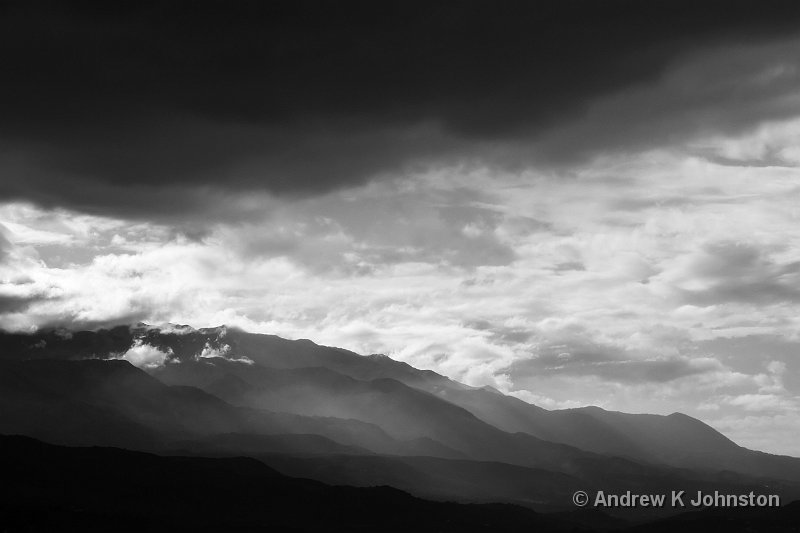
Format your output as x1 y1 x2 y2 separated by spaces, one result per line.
2 323 800 484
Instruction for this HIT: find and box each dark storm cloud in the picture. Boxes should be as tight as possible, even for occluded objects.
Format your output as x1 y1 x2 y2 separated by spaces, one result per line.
3 0 800 218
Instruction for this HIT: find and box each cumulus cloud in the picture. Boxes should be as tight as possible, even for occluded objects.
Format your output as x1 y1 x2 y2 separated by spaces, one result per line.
196 342 254 365
116 340 174 370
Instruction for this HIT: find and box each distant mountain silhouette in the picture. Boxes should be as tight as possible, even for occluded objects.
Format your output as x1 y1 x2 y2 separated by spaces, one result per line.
172 432 370 456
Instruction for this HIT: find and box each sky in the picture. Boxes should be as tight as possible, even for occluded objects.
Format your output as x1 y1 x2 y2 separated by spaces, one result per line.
2 1 800 454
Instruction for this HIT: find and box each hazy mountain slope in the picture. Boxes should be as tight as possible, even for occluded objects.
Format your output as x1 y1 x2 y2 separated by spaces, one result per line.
153 357 632 471
0 359 458 457
4 324 800 482
141 327 800 481
172 432 370 456
545 407 800 482
5 354 783 507
434 387 739 463
4 332 800 517
564 407 740 465
432 386 642 456
198 329 800 481
436 380 800 482
152 358 800 502
157 359 506 444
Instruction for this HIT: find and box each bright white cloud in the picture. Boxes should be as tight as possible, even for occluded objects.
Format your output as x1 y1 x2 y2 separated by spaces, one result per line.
116 340 173 369
196 341 254 365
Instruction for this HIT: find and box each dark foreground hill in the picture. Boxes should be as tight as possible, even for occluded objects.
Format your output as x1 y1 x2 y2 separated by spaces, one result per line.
0 435 593 533
624 501 800 533
2 435 799 533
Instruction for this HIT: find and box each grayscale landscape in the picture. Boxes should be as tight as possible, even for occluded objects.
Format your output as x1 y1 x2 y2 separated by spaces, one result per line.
1 1 800 531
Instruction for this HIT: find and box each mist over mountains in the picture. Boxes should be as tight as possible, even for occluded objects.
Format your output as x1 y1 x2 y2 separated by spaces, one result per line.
1 323 799 531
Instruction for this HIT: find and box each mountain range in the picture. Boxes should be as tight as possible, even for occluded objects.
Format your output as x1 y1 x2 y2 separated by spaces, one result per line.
1 323 799 530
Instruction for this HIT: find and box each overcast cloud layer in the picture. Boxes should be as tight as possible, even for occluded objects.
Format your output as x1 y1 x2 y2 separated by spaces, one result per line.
3 1 800 217
2 1 800 455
